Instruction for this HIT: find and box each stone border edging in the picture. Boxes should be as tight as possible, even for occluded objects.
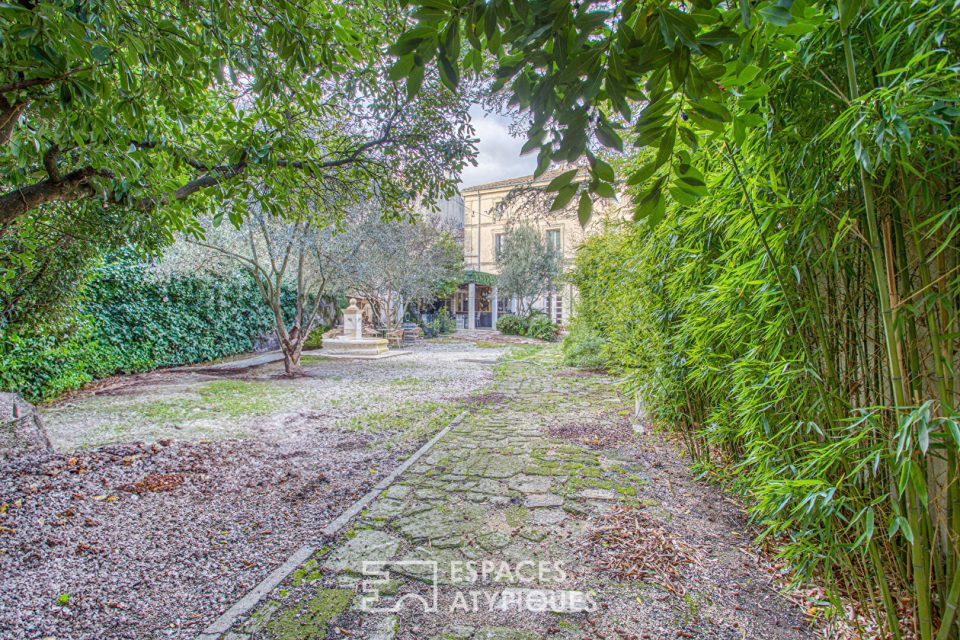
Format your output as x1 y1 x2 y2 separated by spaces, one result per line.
196 410 468 639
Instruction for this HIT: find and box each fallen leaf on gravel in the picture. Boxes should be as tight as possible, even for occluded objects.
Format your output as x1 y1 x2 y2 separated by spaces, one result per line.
548 418 636 449
130 474 185 493
0 526 16 534
588 505 700 597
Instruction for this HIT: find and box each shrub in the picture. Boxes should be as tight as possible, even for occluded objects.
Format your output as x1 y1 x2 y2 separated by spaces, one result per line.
431 312 457 336
561 321 607 370
496 314 525 336
497 312 558 342
303 326 327 349
420 313 456 338
524 312 557 341
437 312 457 334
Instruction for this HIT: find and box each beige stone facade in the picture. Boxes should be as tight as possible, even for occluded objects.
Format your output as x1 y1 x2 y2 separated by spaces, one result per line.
460 168 625 327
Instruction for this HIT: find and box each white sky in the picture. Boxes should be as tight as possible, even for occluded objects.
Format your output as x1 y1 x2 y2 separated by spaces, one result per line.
457 105 537 191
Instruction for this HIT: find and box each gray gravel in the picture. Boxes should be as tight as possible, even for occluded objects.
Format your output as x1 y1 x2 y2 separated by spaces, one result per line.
0 341 506 640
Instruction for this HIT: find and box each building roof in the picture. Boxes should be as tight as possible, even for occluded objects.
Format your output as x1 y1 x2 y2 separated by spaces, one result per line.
461 167 585 194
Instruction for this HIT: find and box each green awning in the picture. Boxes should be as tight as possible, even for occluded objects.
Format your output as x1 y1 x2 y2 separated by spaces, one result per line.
462 270 498 286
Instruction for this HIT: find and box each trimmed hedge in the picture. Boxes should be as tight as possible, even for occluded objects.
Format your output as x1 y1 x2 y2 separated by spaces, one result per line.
0 260 293 402
498 311 558 342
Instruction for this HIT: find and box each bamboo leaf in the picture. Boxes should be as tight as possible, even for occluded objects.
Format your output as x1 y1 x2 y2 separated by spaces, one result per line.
758 6 793 27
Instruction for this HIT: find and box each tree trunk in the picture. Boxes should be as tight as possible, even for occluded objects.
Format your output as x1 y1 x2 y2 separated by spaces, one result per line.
282 343 305 377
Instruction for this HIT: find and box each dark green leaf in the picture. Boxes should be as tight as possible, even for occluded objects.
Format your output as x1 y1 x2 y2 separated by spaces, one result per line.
545 169 579 192
551 183 579 210
655 125 676 168
577 192 592 227
596 123 624 151
388 54 415 81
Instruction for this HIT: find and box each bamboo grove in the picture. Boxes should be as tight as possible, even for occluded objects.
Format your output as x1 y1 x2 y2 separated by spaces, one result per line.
560 3 960 637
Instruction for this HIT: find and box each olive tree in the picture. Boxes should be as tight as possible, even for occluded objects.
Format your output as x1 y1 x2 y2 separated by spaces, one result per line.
332 202 464 330
164 203 341 377
495 224 564 316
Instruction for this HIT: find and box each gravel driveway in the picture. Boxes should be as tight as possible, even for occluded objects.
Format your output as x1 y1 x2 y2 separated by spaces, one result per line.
0 341 506 640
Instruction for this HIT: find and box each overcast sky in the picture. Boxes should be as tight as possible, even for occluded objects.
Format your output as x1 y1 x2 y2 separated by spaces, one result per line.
457 105 537 191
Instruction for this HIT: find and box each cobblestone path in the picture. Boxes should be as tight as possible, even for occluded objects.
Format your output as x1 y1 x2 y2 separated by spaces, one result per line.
212 345 815 640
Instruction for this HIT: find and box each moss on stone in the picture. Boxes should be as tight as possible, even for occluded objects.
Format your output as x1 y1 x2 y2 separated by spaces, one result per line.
266 588 353 639
616 484 638 496
505 505 530 527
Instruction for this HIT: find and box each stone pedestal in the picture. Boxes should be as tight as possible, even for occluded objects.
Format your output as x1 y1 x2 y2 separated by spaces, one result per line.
342 298 363 339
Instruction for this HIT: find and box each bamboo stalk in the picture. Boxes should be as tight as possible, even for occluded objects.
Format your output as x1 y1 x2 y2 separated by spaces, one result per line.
841 20 930 639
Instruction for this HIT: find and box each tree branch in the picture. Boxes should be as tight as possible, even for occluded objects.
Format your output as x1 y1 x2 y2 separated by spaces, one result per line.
0 123 404 223
0 167 110 225
43 145 61 182
0 76 62 96
0 96 26 147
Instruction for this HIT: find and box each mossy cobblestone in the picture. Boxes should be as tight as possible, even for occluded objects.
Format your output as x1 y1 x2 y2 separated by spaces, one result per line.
219 345 806 640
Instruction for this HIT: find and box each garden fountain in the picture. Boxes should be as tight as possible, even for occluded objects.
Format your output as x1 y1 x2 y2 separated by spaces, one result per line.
320 298 390 357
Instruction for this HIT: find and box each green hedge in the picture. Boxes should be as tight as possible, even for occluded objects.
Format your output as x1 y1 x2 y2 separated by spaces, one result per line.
560 320 607 370
0 260 293 402
498 311 558 342
495 314 525 336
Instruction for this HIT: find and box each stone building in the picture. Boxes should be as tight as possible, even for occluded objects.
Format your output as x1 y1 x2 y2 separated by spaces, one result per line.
452 168 625 329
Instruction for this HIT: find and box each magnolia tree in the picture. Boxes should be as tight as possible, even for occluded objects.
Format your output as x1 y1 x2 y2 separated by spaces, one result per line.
332 202 463 329
495 224 564 316
0 1 475 332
